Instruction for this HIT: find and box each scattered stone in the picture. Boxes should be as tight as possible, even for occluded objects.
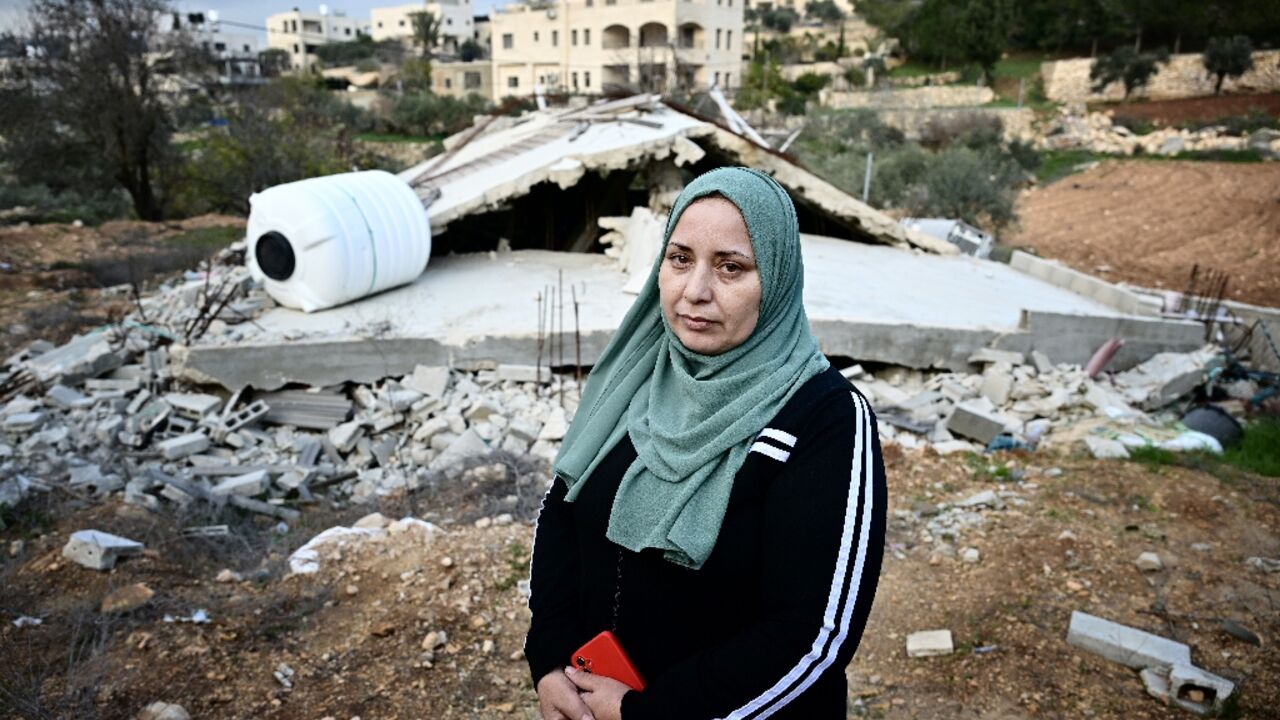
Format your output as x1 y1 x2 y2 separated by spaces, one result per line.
328 420 364 453
63 529 144 570
969 349 1025 366
3 412 46 433
429 429 490 478
215 569 243 583
101 583 154 614
165 392 222 418
946 403 1005 445
1245 556 1280 573
958 490 1004 510
906 630 954 658
46 384 92 410
136 702 191 720
961 547 981 564
353 512 390 530
1135 552 1163 572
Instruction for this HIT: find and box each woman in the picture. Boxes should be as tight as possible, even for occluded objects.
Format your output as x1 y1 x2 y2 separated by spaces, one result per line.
525 167 887 720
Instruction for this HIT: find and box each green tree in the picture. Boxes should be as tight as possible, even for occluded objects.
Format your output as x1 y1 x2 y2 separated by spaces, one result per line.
958 0 1013 85
0 0 209 220
762 9 798 33
1090 45 1169 98
806 0 845 25
1202 35 1254 94
408 9 442 85
460 38 485 61
259 48 290 77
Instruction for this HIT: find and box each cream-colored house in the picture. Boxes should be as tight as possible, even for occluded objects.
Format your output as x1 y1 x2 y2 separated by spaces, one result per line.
266 8 369 70
490 0 743 97
370 0 475 53
432 59 494 99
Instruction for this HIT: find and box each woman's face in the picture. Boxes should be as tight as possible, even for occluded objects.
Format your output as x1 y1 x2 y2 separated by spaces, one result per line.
658 197 762 356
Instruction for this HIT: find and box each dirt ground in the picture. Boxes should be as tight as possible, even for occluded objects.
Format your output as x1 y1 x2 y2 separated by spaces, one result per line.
1008 160 1280 309
1099 93 1280 127
2 447 1277 720
0 216 245 359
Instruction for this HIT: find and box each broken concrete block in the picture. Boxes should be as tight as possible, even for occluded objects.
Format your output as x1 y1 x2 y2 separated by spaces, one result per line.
85 377 141 393
353 512 390 530
212 470 268 497
428 429 489 478
1084 436 1129 460
412 416 450 444
405 365 451 398
1166 662 1236 715
538 407 568 442
980 363 1014 406
968 349 1025 366
328 420 364 453
465 399 501 422
906 630 954 657
1135 552 1163 572
0 475 32 508
496 364 551 384
387 388 423 412
3 412 46 433
157 432 210 460
1066 610 1191 670
164 393 222 418
946 403 1005 444
958 490 1004 510
23 331 123 384
46 384 92 410
100 582 154 613
1030 350 1054 374
221 399 269 432
62 529 144 570
507 417 542 443
1113 348 1217 410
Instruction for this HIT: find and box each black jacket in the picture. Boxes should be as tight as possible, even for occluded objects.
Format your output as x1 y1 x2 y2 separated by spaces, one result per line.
525 365 887 719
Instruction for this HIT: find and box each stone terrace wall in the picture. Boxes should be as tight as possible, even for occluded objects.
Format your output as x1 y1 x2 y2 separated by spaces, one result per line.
826 85 994 109
1042 50 1280 103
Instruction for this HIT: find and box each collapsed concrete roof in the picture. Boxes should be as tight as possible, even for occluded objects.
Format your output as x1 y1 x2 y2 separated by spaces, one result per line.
398 94 955 255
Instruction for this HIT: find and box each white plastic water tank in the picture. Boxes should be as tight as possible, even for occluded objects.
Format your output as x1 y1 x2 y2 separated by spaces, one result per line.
246 170 431 312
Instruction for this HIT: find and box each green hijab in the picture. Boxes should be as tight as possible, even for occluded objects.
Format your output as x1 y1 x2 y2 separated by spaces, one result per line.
553 167 829 569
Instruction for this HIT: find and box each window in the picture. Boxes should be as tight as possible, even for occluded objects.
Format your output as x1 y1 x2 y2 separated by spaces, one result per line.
465 71 482 88
584 28 590 44
605 0 615 5
725 72 730 87
344 27 351 35
572 71 578 88
445 77 452 88
572 29 577 45
243 44 250 51
292 43 299 53
726 30 732 49
584 71 590 87
715 28 721 49
552 30 558 46
446 18 452 24
714 71 720 85
291 19 297 32
586 0 592 5
214 41 226 51
508 76 519 87
502 32 513 48
399 19 405 26
534 31 539 42
282 21 288 32
377 21 382 27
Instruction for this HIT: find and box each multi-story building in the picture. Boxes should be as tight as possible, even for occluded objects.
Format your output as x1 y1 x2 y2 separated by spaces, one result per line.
490 0 743 97
159 12 263 82
265 7 369 71
370 0 474 54
473 15 492 57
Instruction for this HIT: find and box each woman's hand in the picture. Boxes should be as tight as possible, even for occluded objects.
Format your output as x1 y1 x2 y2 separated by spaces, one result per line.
565 667 629 720
537 669 595 720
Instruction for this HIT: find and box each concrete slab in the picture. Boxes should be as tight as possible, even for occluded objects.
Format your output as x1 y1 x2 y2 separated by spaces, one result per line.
184 238 1206 391
62 529 144 570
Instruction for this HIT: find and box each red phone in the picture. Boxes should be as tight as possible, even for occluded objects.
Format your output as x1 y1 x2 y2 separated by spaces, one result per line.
570 631 647 691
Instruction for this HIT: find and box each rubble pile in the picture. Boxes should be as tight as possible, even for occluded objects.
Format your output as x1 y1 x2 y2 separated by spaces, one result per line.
0 235 1238 525
852 345 1224 458
1039 106 1280 158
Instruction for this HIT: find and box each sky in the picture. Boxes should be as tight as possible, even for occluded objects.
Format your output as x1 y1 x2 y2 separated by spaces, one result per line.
0 0 502 38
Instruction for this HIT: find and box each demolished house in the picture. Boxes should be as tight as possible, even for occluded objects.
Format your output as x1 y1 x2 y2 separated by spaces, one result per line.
2 94 1272 531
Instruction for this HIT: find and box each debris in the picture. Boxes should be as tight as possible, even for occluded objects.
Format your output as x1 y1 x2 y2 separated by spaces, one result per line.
215 569 243 583
1218 619 1261 647
495 364 551 384
62 529 144 570
961 547 981 564
259 389 352 429
1135 552 1163 572
1245 556 1280 573
211 470 268 497
969 349 1025 366
12 616 42 628
946 403 1005 445
45 384 91 410
405 365 452 398
156 432 210 460
1113 347 1219 410
137 702 191 720
1067 611 1236 715
164 392 222 418
1180 405 1242 448
162 609 210 624
428 429 490 478
906 630 954 658
1085 436 1130 460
